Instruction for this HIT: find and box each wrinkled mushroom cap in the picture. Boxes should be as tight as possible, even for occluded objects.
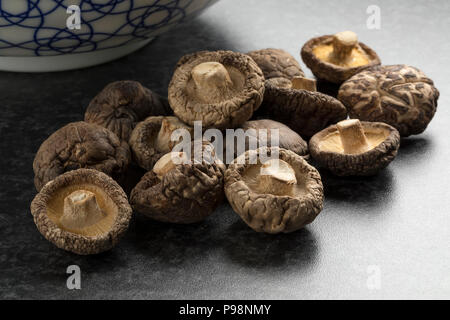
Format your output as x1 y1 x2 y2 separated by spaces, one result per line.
309 119 400 176
247 48 305 80
84 80 171 142
129 116 193 171
301 32 381 84
33 121 130 192
130 142 226 224
256 77 347 138
30 169 132 255
338 64 440 136
225 147 323 234
168 50 265 129
239 119 308 157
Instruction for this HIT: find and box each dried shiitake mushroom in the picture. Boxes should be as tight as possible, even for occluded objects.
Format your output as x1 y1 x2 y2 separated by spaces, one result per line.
130 142 226 224
168 50 265 129
247 48 305 80
338 64 440 136
257 76 347 138
240 119 308 157
85 81 171 142
33 122 130 192
225 147 323 234
301 31 381 84
30 169 132 255
129 116 194 171
309 119 400 176
84 80 171 142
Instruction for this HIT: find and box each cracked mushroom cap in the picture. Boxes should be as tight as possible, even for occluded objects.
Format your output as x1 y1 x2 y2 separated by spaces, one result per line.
247 48 305 80
225 147 323 234
30 169 132 255
130 142 226 224
129 116 194 171
84 80 171 142
338 64 440 136
33 121 130 192
168 50 265 129
301 31 381 84
309 119 400 176
257 77 347 138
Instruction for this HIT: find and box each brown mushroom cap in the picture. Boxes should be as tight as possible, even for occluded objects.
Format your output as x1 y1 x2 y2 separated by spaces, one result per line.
246 48 305 80
301 31 381 84
129 116 193 171
168 50 265 129
240 119 308 157
338 64 440 136
256 77 347 138
30 169 132 255
309 119 400 176
225 147 323 234
84 80 171 142
33 121 130 192
130 142 226 224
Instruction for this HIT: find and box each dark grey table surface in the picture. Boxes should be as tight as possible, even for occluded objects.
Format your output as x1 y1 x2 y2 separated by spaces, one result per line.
1 0 449 299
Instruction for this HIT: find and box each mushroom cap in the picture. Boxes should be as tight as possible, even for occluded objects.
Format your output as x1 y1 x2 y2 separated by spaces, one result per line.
309 121 400 176
128 116 193 171
30 169 132 255
301 34 381 84
84 80 171 142
224 147 323 234
241 119 308 157
256 77 347 138
338 64 440 136
33 121 130 192
246 48 305 80
130 142 226 224
168 50 265 129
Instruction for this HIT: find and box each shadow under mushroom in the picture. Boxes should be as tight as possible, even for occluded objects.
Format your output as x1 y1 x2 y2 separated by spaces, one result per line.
121 163 147 196
126 211 223 266
320 168 395 209
397 136 434 163
222 220 318 270
316 78 340 98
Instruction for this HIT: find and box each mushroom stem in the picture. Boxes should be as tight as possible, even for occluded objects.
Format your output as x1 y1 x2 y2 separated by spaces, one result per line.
60 190 104 230
156 118 176 153
291 76 317 91
153 151 189 179
155 118 191 153
257 159 297 195
330 31 358 64
336 119 371 154
191 62 233 101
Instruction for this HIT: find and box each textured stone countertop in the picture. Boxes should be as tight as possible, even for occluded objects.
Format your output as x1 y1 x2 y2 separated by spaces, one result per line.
1 0 449 299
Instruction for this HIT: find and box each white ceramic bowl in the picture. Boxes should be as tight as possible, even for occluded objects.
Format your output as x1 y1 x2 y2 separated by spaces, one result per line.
0 0 218 72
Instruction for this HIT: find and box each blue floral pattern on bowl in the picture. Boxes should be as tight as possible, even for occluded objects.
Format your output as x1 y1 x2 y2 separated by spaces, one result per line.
0 0 217 57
